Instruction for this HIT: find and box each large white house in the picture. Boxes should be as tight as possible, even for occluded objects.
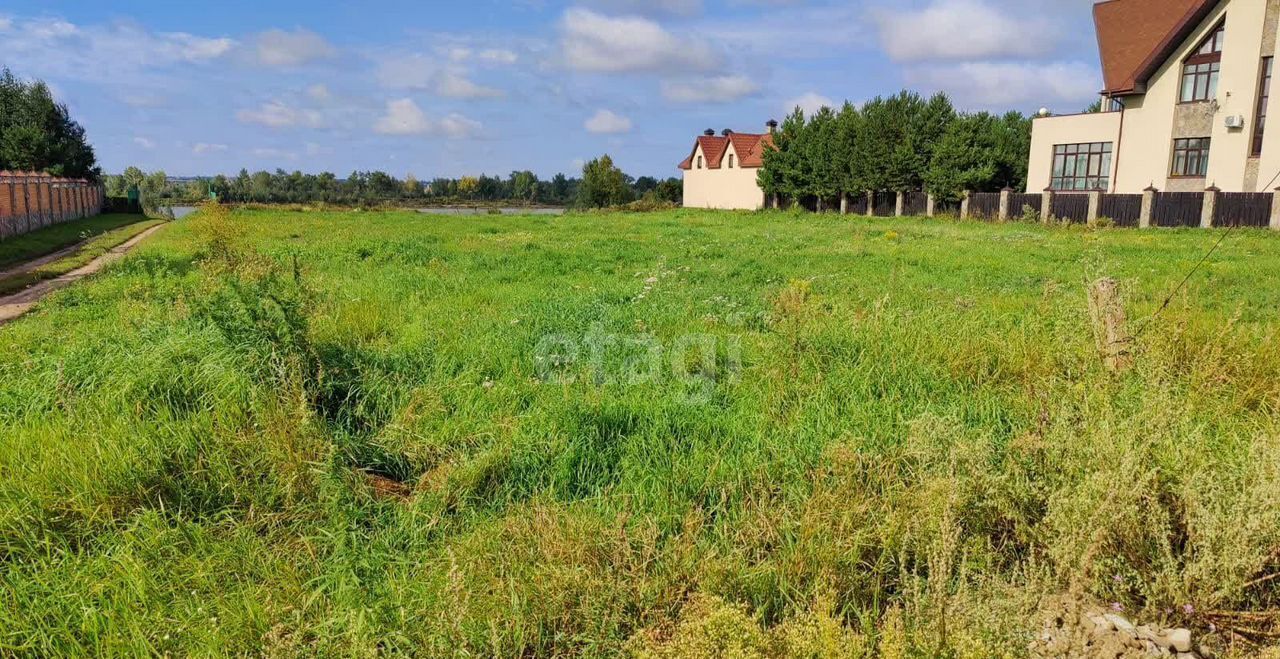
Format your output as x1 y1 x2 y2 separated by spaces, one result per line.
1028 0 1279 194
679 123 776 210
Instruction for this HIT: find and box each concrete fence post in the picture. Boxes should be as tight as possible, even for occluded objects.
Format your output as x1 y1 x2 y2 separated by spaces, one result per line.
1269 187 1280 231
999 187 1012 221
0 175 11 240
21 177 32 233
926 192 936 218
865 191 874 217
40 178 52 227
1201 185 1219 229
1041 188 1055 224
960 191 971 219
895 191 905 217
1140 186 1157 228
1087 190 1102 225
840 192 849 215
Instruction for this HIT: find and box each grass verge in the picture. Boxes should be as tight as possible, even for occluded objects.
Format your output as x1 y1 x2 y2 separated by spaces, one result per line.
0 218 165 296
0 214 152 271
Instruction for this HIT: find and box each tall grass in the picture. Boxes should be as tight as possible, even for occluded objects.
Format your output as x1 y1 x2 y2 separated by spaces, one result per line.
1 206 1278 656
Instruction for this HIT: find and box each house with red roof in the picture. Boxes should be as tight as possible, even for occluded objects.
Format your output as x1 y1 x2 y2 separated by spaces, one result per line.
1028 0 1277 194
678 122 776 210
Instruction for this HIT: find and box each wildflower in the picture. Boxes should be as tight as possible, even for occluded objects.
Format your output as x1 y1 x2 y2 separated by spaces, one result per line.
1111 602 1124 612
1183 604 1195 616
482 380 495 389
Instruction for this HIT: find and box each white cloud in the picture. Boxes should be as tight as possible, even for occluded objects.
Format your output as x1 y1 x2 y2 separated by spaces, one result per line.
193 142 228 155
560 8 718 73
438 113 483 139
306 84 331 101
585 109 633 134
436 71 504 99
905 61 1099 107
0 17 12 32
477 49 518 65
873 0 1052 62
235 101 324 129
376 54 504 99
0 17 233 80
373 99 482 139
583 0 703 16
133 137 156 149
662 75 760 104
249 28 335 67
784 92 835 116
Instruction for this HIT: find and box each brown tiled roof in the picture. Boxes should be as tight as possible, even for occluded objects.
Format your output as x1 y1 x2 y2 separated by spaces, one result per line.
1094 0 1218 95
678 132 774 170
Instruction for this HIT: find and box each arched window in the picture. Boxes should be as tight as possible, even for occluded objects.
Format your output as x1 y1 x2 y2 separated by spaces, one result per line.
728 154 735 168
1181 23 1224 103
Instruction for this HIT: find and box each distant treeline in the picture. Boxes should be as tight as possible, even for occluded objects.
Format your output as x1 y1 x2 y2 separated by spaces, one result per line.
106 158 682 209
760 91 1032 208
0 68 99 180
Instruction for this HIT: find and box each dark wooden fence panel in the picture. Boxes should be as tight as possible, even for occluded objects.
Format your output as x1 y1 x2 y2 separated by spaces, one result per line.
969 192 1000 218
1009 193 1041 219
1051 193 1090 223
1215 192 1272 227
1152 192 1203 227
934 198 961 217
1100 194 1142 227
872 191 896 217
903 192 927 216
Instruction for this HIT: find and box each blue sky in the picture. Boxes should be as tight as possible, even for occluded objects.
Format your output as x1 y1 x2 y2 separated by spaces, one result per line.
1 0 1103 179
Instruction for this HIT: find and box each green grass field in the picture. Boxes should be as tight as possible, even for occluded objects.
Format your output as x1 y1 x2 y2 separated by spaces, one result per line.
2 206 1279 656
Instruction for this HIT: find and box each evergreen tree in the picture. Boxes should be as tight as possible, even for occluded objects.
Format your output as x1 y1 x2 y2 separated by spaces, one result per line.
833 102 863 209
0 68 99 178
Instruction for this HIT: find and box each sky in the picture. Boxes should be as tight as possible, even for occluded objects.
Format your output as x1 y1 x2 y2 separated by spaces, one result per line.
0 0 1104 179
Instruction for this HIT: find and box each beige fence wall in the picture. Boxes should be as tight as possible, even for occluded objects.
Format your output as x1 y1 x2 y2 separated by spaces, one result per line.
0 171 105 241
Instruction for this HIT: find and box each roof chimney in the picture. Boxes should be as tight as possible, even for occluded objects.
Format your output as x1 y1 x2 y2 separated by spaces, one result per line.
722 129 733 136
703 129 716 136
766 119 778 134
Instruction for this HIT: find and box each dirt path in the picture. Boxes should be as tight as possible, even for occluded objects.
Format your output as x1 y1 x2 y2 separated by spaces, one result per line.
0 224 167 326
0 237 97 281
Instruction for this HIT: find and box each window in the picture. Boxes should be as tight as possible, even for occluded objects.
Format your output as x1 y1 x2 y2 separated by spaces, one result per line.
1050 142 1113 191
697 155 703 169
1180 23 1224 103
1254 57 1273 156
1171 138 1211 177
1107 97 1125 112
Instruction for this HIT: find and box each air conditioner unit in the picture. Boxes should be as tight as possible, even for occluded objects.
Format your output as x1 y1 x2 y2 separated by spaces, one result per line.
1225 115 1246 129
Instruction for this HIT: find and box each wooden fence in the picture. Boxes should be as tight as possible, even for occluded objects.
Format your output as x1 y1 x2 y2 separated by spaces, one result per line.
806 187 1280 230
1215 192 1272 228
1051 194 1090 223
968 192 1001 218
1152 192 1203 228
1099 194 1142 227
0 171 105 241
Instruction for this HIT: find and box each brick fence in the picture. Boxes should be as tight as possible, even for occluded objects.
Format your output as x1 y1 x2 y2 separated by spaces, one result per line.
839 187 1280 230
0 171 106 241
